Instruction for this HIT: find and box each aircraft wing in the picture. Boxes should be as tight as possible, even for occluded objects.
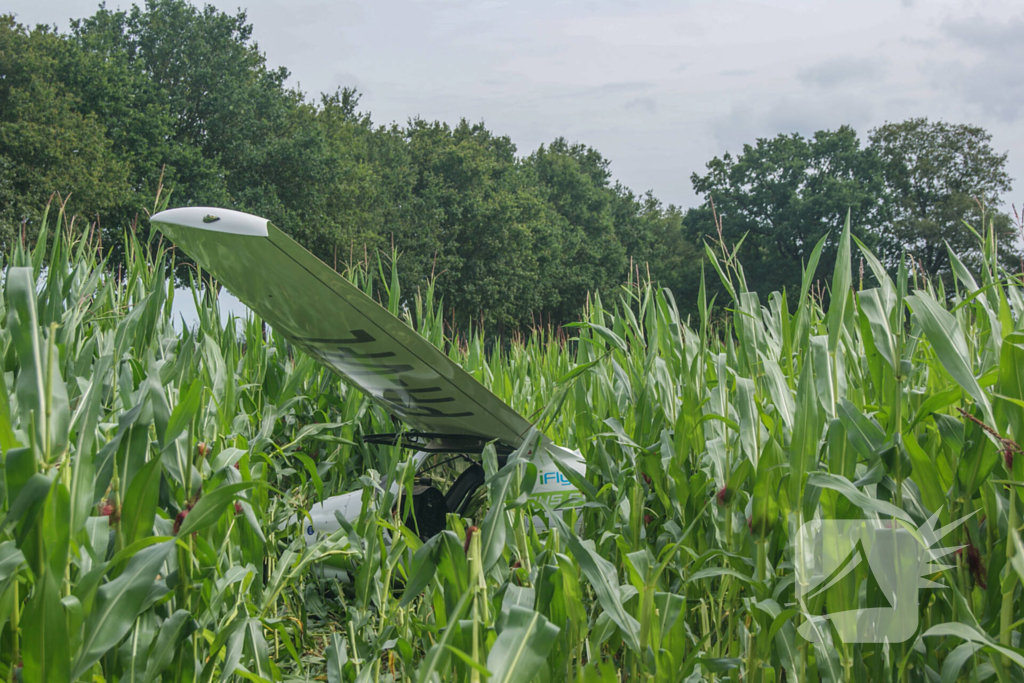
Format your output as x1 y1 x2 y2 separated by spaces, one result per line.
150 206 534 448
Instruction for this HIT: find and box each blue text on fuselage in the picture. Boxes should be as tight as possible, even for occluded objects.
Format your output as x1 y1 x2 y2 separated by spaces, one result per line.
541 471 572 486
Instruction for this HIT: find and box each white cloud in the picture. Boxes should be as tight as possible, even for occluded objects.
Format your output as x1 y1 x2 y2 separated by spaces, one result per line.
935 14 1024 122
798 57 887 89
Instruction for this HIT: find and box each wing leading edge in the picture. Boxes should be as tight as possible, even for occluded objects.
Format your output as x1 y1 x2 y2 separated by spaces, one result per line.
151 206 534 448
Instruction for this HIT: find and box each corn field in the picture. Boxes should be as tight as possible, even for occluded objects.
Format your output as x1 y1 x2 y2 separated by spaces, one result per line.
2 204 1024 683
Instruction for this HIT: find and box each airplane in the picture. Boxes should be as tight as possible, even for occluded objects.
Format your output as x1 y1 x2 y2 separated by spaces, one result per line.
150 207 587 565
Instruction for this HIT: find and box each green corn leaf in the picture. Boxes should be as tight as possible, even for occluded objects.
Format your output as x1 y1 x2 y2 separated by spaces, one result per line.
811 335 836 417
901 431 946 515
828 210 852 354
736 377 760 466
244 617 273 682
0 541 25 584
325 633 348 683
699 658 743 673
142 610 197 683
7 266 70 461
69 353 113 535
811 632 844 683
445 645 492 677
859 288 896 371
750 451 779 538
852 234 895 298
688 566 758 586
574 322 627 354
955 414 999 500
163 379 202 448
556 554 587 634
293 451 324 501
759 353 794 430
415 589 473 683
788 354 821 508
806 472 912 521
940 642 985 683
210 447 246 472
146 358 171 447
265 619 303 669
907 292 993 425
71 540 175 679
176 482 258 537
750 599 798 677
486 606 560 683
121 457 162 545
398 533 441 608
549 515 641 653
217 622 247 683
42 479 70 579
92 401 145 505
945 242 980 292
836 399 884 462
998 333 1024 445
21 567 69 683
5 474 52 579
922 622 1024 670
704 240 737 304
793 232 829 346
908 385 963 430
0 365 17 453
479 441 515 572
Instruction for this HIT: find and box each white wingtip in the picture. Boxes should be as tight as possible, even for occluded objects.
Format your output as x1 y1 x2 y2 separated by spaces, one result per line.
150 207 269 238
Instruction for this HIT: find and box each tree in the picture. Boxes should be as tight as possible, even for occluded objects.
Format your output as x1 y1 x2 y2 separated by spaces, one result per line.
526 139 629 323
1 2 703 331
623 193 703 316
394 119 553 331
867 118 1016 275
685 126 883 298
686 120 1017 303
66 1 391 275
0 17 130 250
69 1 292 226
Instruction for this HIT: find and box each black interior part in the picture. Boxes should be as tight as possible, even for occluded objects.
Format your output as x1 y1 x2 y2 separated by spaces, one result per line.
363 431 515 455
401 485 448 541
444 464 486 516
418 454 473 476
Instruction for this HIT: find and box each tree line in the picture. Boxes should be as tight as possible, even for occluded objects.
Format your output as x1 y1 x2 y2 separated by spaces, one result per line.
0 0 1016 330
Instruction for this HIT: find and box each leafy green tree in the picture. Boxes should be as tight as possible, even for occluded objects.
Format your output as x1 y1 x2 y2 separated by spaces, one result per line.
526 139 629 323
685 126 883 298
66 1 390 276
686 121 1016 302
393 119 555 331
0 16 130 250
868 118 1016 275
623 193 704 315
296 88 389 267
69 1 287 215
64 13 225 239
0 3 703 330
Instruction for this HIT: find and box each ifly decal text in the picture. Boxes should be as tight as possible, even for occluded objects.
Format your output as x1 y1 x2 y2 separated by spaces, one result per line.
539 470 573 486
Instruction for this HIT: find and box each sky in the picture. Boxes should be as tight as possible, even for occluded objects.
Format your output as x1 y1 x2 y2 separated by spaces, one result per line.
12 0 1024 213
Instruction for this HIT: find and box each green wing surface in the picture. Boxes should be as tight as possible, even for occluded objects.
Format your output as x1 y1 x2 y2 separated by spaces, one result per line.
151 206 533 447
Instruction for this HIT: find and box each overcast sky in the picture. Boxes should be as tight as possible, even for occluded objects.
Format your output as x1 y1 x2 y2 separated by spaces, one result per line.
14 0 1024 211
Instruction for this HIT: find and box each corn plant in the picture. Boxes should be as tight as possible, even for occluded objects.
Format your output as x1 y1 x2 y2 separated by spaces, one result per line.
1 204 1023 683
